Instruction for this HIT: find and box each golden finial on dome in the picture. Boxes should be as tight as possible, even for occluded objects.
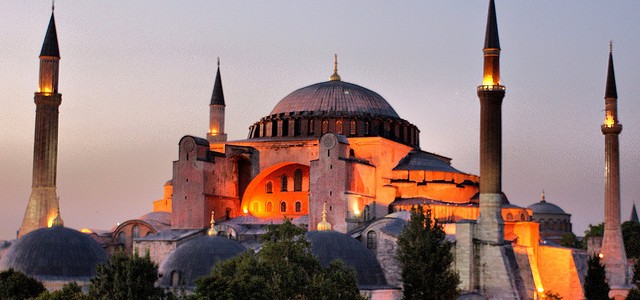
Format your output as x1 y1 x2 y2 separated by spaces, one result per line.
330 54 341 81
52 206 64 227
317 202 332 231
541 190 546 202
207 211 217 236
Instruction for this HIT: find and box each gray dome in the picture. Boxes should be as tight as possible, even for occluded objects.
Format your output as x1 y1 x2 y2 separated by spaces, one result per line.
527 201 566 215
0 226 108 282
158 235 246 287
306 231 387 287
270 80 399 119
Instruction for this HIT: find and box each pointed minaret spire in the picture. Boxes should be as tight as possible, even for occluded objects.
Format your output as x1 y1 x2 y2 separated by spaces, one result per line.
631 203 639 224
19 10 63 238
600 44 628 291
317 202 332 231
605 42 617 99
484 0 500 50
330 54 341 81
207 57 227 142
541 190 546 202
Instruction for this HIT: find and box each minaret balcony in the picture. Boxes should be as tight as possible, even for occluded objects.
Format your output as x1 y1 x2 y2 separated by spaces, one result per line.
601 123 622 134
477 85 505 92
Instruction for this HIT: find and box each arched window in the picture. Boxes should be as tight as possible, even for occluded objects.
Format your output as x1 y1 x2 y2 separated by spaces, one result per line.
294 169 302 191
280 201 287 213
265 181 273 194
132 225 140 239
171 271 180 287
118 232 126 244
266 201 273 212
322 120 329 134
350 120 356 135
363 205 370 220
309 120 315 134
349 149 355 158
252 202 259 213
280 175 288 192
295 201 302 213
366 231 377 250
336 120 343 134
226 208 232 220
364 121 370 135
520 213 526 221
505 213 513 221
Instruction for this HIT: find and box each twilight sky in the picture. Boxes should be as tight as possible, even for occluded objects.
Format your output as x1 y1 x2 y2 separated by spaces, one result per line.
1 1 639 240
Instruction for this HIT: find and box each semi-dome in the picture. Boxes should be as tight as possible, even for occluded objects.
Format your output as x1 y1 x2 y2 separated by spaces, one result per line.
158 235 246 287
0 226 108 282
305 230 387 287
270 80 400 119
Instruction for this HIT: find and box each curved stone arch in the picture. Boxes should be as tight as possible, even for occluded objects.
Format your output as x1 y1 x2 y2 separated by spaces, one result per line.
240 162 310 217
112 219 158 255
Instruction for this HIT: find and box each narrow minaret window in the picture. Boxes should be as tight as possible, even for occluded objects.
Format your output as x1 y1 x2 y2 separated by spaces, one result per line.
476 0 506 243
600 44 628 288
207 57 227 143
19 9 62 238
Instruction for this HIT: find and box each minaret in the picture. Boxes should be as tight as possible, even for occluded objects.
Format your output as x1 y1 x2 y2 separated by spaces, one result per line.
207 58 227 143
600 44 628 288
18 9 62 238
476 0 506 243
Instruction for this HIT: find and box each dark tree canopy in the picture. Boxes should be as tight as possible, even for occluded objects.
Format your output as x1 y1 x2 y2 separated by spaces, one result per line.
194 219 364 300
0 268 45 299
622 221 640 259
35 282 87 300
397 206 459 300
88 251 163 300
584 254 611 300
560 232 583 249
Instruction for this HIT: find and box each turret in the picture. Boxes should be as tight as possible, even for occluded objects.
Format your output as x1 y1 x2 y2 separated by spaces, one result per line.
38 12 60 95
207 58 227 143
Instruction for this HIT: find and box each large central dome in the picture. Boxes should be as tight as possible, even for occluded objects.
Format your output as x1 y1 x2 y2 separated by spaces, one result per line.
247 66 420 148
270 80 400 119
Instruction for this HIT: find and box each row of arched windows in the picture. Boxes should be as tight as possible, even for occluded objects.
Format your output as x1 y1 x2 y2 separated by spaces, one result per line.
265 169 304 193
252 200 303 213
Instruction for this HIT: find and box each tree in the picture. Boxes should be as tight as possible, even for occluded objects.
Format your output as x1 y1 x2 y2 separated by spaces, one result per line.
397 206 459 300
35 282 87 300
194 219 364 300
584 223 605 249
622 221 640 259
584 254 611 300
88 251 163 300
560 232 583 249
0 268 45 299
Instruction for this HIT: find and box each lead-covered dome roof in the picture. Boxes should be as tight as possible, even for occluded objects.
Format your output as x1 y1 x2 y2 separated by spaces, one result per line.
158 235 246 287
305 230 387 288
527 201 567 215
270 80 400 119
0 226 108 282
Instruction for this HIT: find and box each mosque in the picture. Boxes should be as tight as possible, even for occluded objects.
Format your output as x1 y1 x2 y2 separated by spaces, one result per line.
1 1 633 299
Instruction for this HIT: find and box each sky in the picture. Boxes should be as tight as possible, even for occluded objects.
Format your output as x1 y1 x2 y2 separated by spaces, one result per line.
1 1 639 241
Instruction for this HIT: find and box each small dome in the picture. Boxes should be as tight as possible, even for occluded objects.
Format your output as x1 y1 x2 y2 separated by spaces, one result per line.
527 201 566 215
306 231 387 287
0 226 108 282
158 235 246 287
270 80 399 119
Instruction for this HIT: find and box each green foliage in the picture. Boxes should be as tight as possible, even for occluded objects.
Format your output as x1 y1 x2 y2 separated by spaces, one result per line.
397 206 459 300
0 268 45 299
622 221 640 259
35 282 87 300
88 251 163 300
194 219 364 300
584 254 611 300
559 232 583 249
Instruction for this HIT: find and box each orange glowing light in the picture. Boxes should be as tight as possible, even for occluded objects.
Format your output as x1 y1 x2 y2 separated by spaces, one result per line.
210 129 218 135
604 115 615 127
599 253 604 258
80 228 93 234
243 208 248 214
353 203 361 216
483 75 496 86
537 287 544 293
